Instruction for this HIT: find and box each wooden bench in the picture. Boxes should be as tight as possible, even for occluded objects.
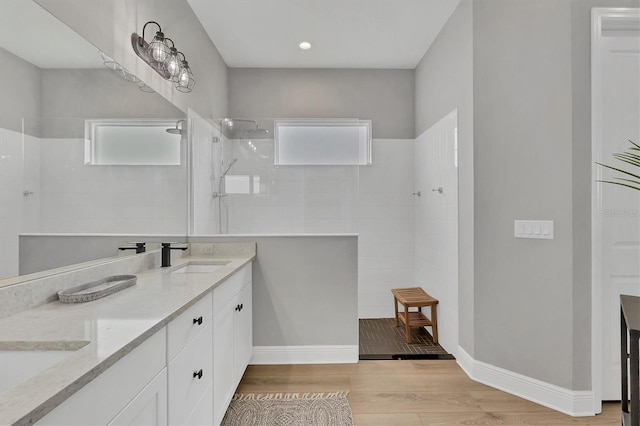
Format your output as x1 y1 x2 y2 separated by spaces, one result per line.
391 287 438 344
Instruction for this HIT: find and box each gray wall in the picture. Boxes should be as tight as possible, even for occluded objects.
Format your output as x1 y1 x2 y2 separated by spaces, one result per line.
196 236 359 347
40 69 183 137
0 49 182 138
229 68 414 139
414 0 474 356
36 0 229 120
470 0 639 391
1 47 41 136
473 0 575 389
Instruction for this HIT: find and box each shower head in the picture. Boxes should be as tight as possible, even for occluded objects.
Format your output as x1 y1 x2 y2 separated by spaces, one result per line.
223 118 272 139
166 120 185 135
246 128 270 135
224 118 258 129
222 158 238 176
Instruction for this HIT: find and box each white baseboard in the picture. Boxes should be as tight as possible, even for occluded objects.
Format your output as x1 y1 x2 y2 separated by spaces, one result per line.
457 346 595 417
251 345 359 365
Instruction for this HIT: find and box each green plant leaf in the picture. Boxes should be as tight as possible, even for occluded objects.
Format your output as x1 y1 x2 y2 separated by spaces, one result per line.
597 180 640 191
595 162 640 180
613 153 640 168
595 140 640 191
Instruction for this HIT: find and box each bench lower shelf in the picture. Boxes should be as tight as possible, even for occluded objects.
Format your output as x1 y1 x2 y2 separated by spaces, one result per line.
397 311 433 328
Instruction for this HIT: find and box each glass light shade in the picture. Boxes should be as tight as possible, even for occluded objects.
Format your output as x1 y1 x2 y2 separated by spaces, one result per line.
175 61 195 92
165 48 181 78
148 31 170 62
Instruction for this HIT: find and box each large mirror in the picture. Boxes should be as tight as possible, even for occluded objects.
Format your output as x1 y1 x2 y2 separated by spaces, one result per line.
0 0 188 282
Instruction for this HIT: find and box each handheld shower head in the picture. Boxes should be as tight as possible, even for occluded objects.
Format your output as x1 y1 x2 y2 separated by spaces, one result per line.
222 158 238 176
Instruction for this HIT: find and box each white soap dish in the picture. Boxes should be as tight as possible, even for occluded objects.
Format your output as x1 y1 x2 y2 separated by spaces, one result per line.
57 275 137 303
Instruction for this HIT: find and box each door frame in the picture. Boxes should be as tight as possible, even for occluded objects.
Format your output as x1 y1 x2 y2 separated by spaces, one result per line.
591 7 640 413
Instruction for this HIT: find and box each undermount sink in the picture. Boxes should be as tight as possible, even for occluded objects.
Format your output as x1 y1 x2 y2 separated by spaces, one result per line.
171 261 230 274
0 349 77 393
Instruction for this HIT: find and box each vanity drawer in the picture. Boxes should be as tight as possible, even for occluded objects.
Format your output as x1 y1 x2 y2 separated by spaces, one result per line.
213 263 252 313
168 321 213 426
167 292 213 361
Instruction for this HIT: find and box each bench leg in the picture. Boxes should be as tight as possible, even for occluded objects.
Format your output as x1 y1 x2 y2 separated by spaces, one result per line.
394 297 399 327
405 305 412 343
431 304 438 343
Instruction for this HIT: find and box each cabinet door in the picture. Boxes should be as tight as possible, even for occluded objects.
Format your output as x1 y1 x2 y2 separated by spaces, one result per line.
184 382 213 426
168 322 213 425
213 302 235 426
108 369 167 426
233 282 253 381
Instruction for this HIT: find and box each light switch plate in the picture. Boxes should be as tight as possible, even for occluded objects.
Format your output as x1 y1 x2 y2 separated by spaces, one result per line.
515 220 554 239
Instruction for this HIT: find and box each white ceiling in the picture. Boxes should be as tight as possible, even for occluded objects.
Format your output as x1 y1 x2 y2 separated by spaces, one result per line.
0 0 460 70
187 0 462 69
0 0 102 69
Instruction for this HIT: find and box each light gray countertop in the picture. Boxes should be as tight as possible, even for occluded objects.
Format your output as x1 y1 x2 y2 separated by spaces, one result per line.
0 246 256 426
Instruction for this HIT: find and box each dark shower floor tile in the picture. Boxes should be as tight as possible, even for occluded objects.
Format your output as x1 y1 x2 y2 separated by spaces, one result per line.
359 318 454 360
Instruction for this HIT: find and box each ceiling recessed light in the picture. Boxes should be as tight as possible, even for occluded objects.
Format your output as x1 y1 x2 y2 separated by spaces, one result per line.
298 41 311 50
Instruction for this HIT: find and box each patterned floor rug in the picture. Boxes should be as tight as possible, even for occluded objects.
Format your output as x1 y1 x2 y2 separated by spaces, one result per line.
221 392 354 426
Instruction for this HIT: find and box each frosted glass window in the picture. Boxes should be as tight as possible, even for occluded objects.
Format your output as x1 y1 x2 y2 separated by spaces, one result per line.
85 119 181 165
274 119 371 165
225 175 251 194
225 175 261 194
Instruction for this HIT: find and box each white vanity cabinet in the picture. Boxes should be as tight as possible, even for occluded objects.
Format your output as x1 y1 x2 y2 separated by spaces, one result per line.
212 263 253 426
37 330 167 426
34 261 253 426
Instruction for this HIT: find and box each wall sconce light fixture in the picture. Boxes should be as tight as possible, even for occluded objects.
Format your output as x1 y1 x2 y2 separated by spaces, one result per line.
131 21 195 93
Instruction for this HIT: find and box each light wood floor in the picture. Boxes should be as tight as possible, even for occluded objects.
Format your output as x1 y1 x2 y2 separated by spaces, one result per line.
237 360 620 425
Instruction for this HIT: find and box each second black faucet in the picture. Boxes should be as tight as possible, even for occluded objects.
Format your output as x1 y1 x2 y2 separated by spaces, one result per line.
161 243 188 267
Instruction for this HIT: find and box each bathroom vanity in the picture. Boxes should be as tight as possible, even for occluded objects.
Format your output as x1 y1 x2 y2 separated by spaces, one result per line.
0 243 255 426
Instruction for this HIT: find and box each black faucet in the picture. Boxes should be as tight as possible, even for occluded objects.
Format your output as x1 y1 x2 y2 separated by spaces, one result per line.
118 242 146 254
161 243 188 267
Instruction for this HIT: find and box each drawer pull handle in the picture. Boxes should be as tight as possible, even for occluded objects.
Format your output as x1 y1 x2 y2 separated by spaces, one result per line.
239 303 243 311
235 303 244 312
193 369 203 379
193 316 203 325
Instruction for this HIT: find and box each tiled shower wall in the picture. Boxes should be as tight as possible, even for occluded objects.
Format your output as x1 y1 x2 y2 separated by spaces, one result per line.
190 113 222 235
414 110 459 354
357 139 415 318
214 134 359 234
37 138 187 234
